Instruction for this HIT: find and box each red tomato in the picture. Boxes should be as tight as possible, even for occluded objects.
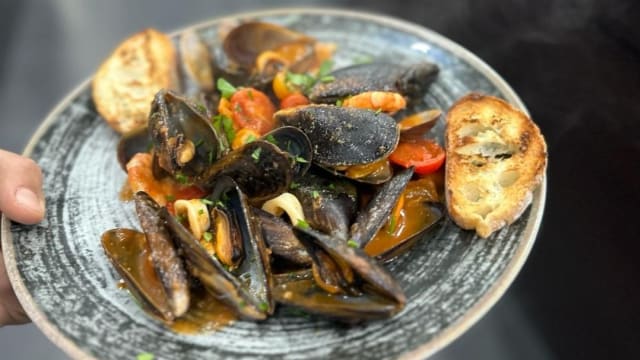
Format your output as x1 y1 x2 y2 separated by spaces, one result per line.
230 88 276 134
280 92 310 109
389 139 445 175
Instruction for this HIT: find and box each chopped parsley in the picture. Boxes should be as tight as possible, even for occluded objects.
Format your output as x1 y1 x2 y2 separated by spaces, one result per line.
320 75 335 83
246 133 257 143
258 302 269 312
387 215 397 234
216 78 237 99
203 231 213 242
196 103 207 114
175 173 189 185
375 108 382 114
198 209 204 215
285 60 334 94
165 194 175 202
296 219 310 229
290 182 300 190
312 190 320 199
136 353 154 360
294 155 308 163
335 99 343 107
215 200 226 208
251 147 262 162
347 239 359 248
328 183 336 190
200 198 213 206
264 134 278 145
212 114 236 143
247 89 254 100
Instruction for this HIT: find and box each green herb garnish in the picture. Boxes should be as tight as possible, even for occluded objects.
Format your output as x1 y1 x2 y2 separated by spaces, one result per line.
247 89 254 100
175 173 189 185
246 133 257 143
320 75 335 83
328 183 336 190
290 182 300 190
294 155 308 163
258 302 269 312
387 215 397 234
216 78 237 99
335 99 343 107
312 190 320 199
198 209 204 215
212 114 236 143
165 194 175 202
251 147 262 162
296 219 310 229
347 239 359 248
203 231 213 242
215 200 226 208
136 352 154 360
264 134 278 145
375 108 382 114
201 198 213 206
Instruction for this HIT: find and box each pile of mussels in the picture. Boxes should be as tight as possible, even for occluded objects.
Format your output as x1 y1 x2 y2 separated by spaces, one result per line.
101 22 444 326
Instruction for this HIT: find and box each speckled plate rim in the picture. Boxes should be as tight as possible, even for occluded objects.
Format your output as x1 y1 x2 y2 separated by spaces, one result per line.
2 7 546 360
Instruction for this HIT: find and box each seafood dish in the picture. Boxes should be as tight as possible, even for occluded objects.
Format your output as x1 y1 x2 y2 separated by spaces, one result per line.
94 20 541 333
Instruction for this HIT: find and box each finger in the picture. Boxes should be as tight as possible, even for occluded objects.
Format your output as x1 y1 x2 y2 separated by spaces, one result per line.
0 250 29 325
0 149 45 224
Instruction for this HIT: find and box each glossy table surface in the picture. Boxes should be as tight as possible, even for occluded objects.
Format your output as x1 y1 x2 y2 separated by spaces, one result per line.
0 1 638 359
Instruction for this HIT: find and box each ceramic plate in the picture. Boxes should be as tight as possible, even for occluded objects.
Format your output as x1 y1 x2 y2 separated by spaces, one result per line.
1 8 545 360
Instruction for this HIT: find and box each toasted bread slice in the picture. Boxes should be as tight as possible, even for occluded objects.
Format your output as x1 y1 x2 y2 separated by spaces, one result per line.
92 28 177 134
445 93 547 238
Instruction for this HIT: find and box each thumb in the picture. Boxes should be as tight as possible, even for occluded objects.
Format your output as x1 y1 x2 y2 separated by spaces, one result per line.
0 149 45 225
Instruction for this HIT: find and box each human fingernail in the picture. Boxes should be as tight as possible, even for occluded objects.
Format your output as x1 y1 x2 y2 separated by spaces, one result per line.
15 187 44 215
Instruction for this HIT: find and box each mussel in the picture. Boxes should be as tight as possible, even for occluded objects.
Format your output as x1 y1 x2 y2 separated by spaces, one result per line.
149 89 229 179
275 104 400 184
101 192 192 322
308 62 439 104
270 225 406 321
163 176 274 320
289 170 358 240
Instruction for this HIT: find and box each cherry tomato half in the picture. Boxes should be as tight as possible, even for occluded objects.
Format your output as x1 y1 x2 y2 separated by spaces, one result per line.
230 88 276 135
389 139 445 175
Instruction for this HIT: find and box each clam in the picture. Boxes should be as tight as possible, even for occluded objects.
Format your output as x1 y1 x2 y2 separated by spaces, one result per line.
308 62 439 104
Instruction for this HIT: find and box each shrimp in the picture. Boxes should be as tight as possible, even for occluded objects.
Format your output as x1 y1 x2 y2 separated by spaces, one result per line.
342 91 406 114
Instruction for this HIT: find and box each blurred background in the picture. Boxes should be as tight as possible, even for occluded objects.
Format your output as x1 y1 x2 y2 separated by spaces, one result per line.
0 0 638 359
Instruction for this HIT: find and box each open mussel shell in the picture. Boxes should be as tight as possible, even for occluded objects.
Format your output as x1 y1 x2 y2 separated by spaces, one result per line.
289 170 357 240
164 176 273 320
350 167 414 248
275 104 400 169
374 203 445 263
196 140 293 202
308 62 439 104
262 126 313 178
223 21 315 69
254 208 311 266
292 226 406 307
272 270 400 322
117 127 152 171
398 109 442 141
149 89 228 179
101 228 176 322
134 192 191 319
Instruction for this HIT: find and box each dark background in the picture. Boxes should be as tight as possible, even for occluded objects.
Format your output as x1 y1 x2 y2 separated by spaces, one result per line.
1 0 638 359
